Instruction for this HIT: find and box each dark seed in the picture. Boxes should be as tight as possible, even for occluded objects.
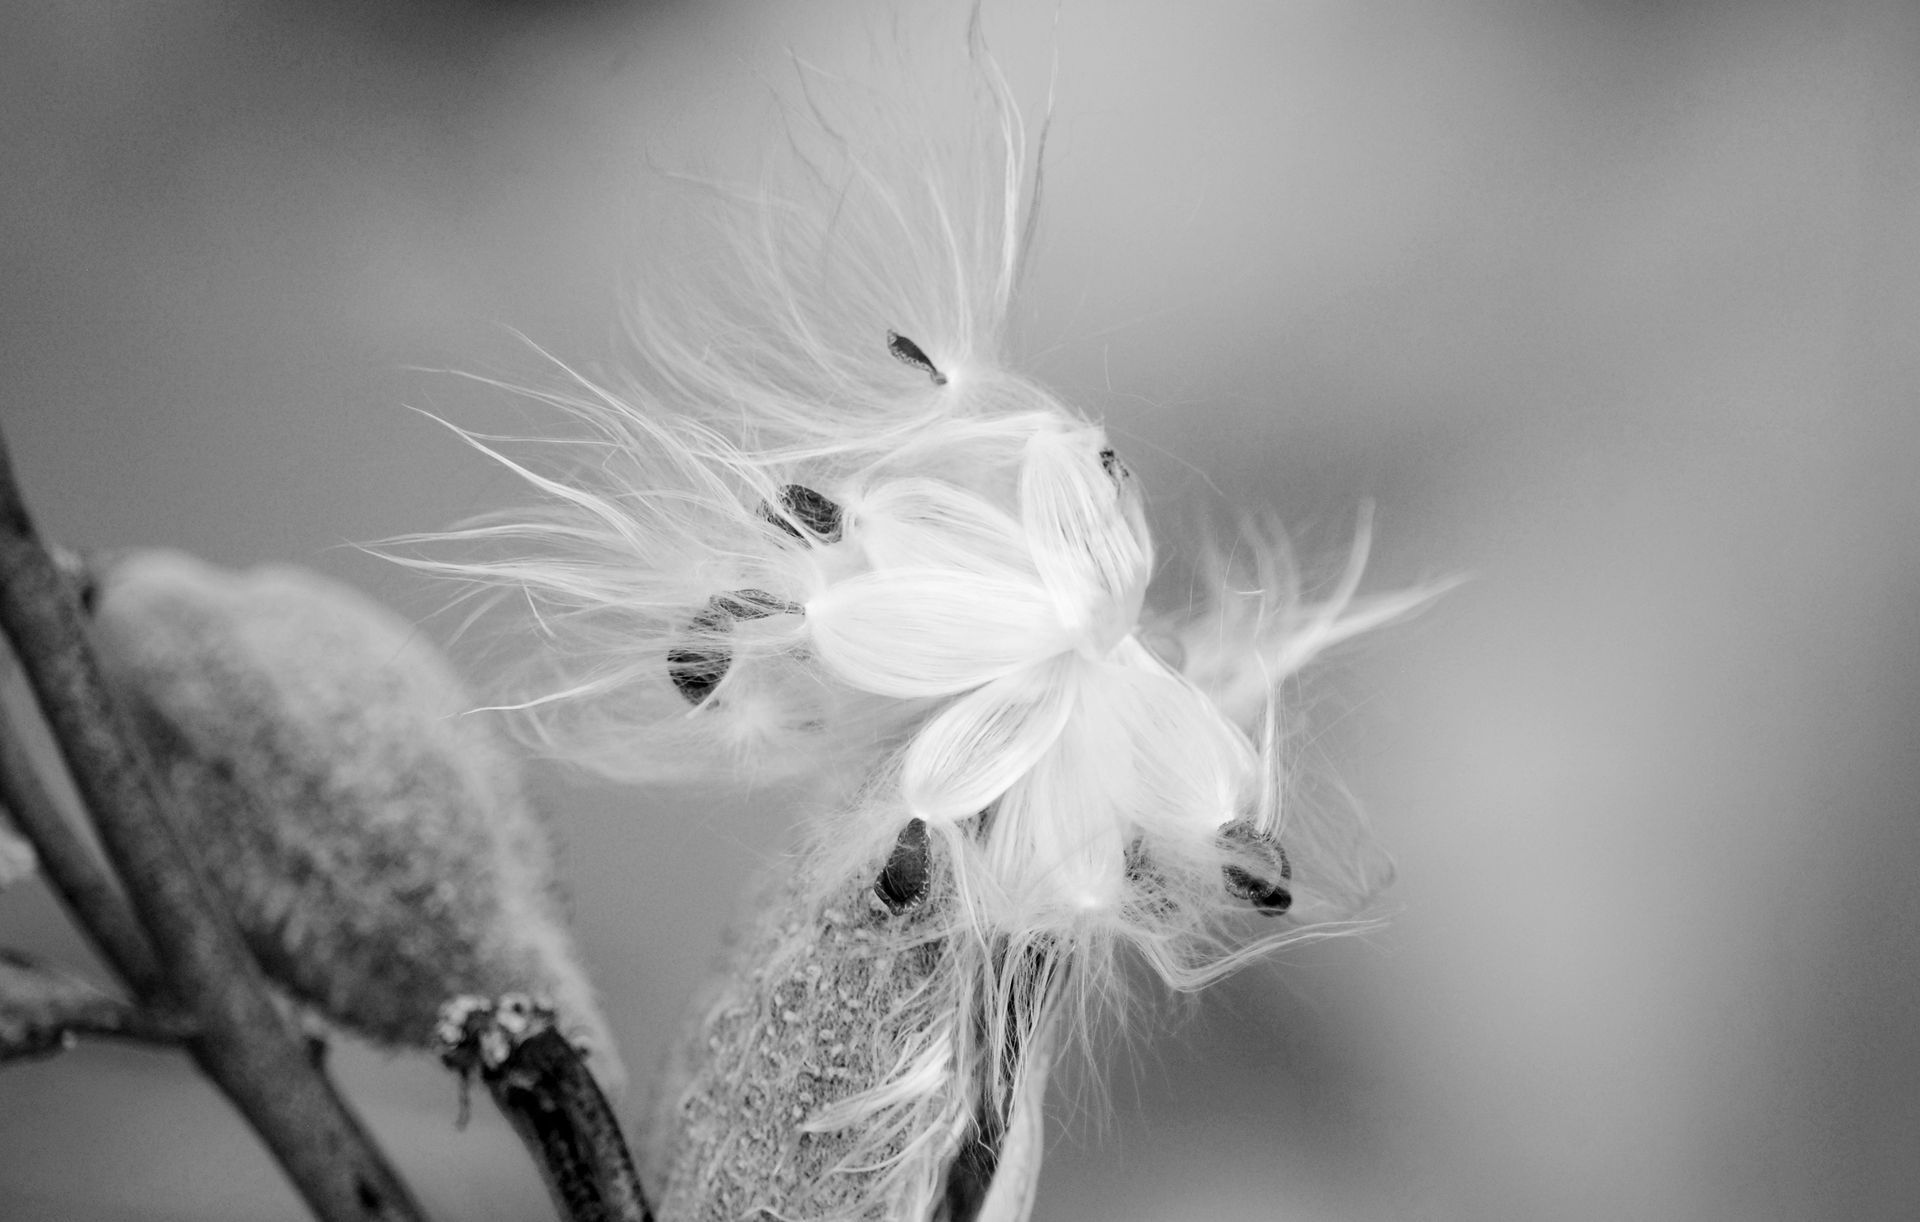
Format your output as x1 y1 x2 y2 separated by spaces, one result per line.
667 644 727 704
873 818 932 914
711 588 797 620
666 589 801 704
761 484 843 543
762 507 803 542
1223 865 1292 914
1219 822 1293 915
1098 447 1129 483
887 330 948 386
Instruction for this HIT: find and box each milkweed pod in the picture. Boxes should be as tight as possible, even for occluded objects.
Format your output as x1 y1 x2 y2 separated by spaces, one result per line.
649 812 1058 1222
82 548 624 1094
389 9 1440 1113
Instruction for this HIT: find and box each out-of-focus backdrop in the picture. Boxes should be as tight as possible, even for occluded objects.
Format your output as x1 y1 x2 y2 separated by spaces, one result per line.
5 1 1918 1218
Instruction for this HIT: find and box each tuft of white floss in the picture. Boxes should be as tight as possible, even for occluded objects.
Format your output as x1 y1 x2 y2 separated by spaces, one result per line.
397 10 1440 1135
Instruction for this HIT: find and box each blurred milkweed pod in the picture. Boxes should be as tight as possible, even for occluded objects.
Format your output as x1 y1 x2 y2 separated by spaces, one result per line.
78 548 623 1094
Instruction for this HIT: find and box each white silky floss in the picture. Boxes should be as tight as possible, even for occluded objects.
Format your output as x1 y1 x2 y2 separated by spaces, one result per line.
396 27 1432 1218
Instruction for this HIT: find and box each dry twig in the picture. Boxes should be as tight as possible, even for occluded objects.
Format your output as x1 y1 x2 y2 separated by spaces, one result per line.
0 947 196 1061
0 694 161 991
438 993 653 1222
0 426 427 1222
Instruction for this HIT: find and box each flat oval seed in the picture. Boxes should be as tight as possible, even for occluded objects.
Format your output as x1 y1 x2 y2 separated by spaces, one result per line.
886 330 948 385
761 485 843 543
666 589 801 704
1219 822 1293 915
872 818 932 914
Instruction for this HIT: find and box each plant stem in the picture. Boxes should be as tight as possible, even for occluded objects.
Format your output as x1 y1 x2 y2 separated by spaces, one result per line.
438 994 653 1222
0 426 428 1222
0 947 197 1061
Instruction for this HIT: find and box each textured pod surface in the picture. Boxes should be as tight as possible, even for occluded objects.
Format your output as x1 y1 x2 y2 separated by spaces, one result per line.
649 821 1052 1222
84 549 623 1092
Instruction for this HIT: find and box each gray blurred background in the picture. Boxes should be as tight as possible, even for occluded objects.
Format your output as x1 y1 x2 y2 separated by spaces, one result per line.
4 1 1919 1218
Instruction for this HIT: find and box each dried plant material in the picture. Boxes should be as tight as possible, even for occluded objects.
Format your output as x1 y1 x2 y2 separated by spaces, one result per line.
0 442 431 1222
81 548 623 1093
650 819 1058 1222
0 947 196 1062
398 15 1438 1215
438 994 650 1222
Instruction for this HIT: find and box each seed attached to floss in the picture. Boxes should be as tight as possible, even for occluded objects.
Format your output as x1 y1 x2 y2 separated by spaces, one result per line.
1219 821 1294 915
886 330 947 386
388 36 1426 1217
761 485 844 544
667 588 801 705
872 818 933 915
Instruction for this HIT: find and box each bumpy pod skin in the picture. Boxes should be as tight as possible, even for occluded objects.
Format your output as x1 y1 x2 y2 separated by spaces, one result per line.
648 818 1053 1222
82 549 623 1093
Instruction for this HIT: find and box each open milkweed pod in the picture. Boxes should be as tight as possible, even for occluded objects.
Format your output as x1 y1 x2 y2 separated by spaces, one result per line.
398 12 1436 1194
646 811 1060 1222
79 548 623 1095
